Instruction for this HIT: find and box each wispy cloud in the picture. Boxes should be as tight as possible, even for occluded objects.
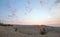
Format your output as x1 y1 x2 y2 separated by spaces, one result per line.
55 0 60 5
40 0 47 6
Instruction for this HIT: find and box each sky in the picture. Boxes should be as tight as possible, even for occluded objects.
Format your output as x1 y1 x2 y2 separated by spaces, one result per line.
0 0 60 26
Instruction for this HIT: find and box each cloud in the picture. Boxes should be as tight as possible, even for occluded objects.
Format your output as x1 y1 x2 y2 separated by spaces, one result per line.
55 0 60 6
55 0 60 3
40 1 47 6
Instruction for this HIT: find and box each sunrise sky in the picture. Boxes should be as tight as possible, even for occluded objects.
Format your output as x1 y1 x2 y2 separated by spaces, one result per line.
0 0 60 26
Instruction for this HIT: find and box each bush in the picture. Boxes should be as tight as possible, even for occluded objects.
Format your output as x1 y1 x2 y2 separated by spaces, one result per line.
40 28 48 35
14 28 18 32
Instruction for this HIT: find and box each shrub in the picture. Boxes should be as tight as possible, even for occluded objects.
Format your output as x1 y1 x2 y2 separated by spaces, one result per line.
40 28 48 35
14 28 18 32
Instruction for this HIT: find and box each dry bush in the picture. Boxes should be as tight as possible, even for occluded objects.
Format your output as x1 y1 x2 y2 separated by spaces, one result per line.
40 28 48 35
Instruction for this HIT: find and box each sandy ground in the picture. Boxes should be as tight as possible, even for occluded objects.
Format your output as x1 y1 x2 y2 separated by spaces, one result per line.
0 26 60 37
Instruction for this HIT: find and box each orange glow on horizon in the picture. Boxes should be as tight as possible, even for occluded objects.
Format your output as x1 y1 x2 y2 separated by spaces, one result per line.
37 24 44 28
5 19 60 25
44 20 60 24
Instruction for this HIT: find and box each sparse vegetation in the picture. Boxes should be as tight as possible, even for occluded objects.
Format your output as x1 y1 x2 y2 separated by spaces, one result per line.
0 23 13 26
0 24 60 37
